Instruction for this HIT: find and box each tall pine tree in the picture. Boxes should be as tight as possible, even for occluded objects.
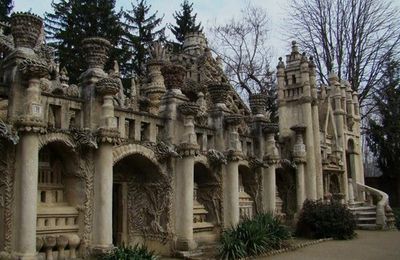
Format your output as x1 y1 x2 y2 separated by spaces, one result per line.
367 56 400 206
123 0 165 77
45 0 128 82
0 0 13 23
170 0 202 43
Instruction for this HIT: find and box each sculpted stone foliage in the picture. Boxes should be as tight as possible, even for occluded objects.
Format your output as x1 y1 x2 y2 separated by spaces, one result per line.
0 141 16 252
71 128 98 149
0 119 19 144
75 151 95 254
127 177 171 242
161 64 186 90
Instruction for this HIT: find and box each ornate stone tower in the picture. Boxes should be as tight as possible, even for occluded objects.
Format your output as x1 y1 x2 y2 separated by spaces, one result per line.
276 41 321 200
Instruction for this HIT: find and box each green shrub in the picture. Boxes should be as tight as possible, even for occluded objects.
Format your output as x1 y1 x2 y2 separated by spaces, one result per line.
296 200 356 240
393 208 400 230
218 213 291 259
102 244 158 260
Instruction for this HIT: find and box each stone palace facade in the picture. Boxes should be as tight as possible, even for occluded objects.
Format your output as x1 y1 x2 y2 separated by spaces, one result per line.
0 12 391 259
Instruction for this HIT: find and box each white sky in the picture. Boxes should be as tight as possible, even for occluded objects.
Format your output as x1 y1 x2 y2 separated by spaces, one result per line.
14 0 292 62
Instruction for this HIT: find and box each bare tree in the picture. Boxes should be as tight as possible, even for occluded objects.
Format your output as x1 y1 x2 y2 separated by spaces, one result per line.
286 0 400 118
209 3 274 96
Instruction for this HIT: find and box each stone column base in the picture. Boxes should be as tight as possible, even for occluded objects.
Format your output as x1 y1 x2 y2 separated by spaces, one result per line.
12 252 38 260
175 238 197 251
90 244 114 258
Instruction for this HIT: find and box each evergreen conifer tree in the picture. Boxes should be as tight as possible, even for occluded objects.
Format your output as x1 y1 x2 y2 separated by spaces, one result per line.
0 0 13 23
367 55 400 205
123 0 165 77
45 0 128 82
170 0 202 43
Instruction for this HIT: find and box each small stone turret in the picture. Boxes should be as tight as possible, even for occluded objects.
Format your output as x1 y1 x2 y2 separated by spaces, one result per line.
182 32 207 56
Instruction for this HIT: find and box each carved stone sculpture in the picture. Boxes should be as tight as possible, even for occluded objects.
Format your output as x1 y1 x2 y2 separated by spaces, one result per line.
82 37 111 70
10 12 43 49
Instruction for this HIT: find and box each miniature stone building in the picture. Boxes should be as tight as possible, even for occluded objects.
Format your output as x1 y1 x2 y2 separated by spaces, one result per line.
0 12 394 259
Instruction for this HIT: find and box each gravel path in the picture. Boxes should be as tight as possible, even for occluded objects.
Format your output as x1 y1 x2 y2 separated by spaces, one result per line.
266 230 400 260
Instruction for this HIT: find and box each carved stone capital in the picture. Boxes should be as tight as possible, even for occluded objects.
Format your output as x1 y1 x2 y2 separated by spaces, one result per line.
226 149 243 162
178 142 200 157
161 64 186 90
10 12 43 49
16 116 46 133
290 124 306 134
96 77 120 96
82 37 111 70
97 127 121 145
178 102 199 117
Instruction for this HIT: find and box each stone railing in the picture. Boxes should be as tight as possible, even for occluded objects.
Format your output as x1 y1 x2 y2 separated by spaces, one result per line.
356 181 389 227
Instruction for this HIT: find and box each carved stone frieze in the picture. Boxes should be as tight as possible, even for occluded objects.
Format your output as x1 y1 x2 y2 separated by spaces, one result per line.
16 116 46 133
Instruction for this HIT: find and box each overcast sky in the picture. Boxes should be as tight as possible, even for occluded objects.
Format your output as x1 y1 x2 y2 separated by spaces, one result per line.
14 0 291 62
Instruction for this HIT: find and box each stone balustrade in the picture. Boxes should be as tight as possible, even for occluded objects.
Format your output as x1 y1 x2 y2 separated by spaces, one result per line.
36 234 81 259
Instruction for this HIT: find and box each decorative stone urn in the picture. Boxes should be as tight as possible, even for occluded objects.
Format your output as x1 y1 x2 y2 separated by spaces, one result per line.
161 64 186 90
249 93 267 115
207 82 230 106
82 37 111 70
177 102 199 117
19 58 49 79
10 12 43 49
96 77 120 96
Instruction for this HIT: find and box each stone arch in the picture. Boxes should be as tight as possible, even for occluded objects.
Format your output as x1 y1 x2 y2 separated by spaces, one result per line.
194 154 209 168
347 138 355 152
113 143 160 168
38 132 76 150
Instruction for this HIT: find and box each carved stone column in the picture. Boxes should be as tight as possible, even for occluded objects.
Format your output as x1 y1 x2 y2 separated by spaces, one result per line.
14 54 48 259
175 102 199 251
92 78 120 252
291 125 307 212
223 114 243 227
262 123 280 214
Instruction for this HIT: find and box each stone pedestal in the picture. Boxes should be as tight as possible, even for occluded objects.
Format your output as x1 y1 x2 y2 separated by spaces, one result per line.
295 161 306 211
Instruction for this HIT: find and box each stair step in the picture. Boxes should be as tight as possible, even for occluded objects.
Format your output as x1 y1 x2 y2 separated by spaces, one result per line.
356 223 380 230
349 206 376 211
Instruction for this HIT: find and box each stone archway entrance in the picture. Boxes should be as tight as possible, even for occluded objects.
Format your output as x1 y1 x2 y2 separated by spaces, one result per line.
112 153 170 246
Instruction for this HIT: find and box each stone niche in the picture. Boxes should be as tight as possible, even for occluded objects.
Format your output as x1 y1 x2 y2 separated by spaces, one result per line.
36 143 84 259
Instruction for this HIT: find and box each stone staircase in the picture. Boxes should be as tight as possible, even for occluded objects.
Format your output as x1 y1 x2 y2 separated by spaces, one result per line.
349 201 396 230
349 201 379 230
